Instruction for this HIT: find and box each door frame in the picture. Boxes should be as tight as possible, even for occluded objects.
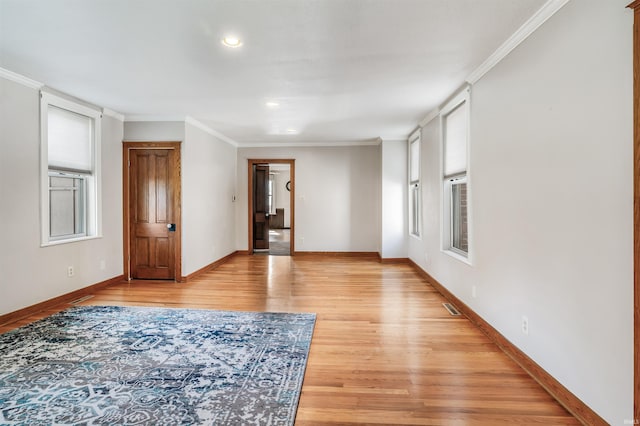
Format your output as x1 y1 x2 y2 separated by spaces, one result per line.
122 141 182 281
247 159 295 255
630 2 640 421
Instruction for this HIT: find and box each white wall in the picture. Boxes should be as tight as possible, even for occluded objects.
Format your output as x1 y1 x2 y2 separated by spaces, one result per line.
236 145 381 252
380 139 407 258
408 1 633 423
123 120 238 276
123 121 184 142
0 76 124 315
272 168 291 228
182 122 237 275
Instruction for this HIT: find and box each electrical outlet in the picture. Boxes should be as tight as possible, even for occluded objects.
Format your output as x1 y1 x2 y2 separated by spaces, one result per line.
99 260 106 270
299 237 304 246
521 316 529 335
67 266 74 277
472 285 477 299
424 253 429 264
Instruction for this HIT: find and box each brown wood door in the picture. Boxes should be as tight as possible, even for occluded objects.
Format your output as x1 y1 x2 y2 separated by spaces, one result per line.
129 149 177 279
253 164 270 250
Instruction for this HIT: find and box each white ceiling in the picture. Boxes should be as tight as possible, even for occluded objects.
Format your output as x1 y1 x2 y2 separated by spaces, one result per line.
0 0 546 146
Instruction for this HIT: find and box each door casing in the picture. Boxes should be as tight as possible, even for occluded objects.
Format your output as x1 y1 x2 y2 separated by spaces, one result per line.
123 141 182 281
247 159 295 255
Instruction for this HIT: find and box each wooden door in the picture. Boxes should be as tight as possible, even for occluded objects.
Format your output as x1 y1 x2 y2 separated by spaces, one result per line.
129 149 177 279
253 164 270 250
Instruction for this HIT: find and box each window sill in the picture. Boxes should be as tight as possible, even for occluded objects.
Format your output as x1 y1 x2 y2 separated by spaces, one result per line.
442 248 472 266
41 234 102 247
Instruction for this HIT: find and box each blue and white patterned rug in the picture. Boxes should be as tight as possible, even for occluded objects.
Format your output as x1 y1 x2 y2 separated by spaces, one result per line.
0 306 316 425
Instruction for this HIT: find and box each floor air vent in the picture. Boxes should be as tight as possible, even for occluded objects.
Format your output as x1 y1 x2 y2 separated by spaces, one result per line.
69 295 94 305
443 303 461 316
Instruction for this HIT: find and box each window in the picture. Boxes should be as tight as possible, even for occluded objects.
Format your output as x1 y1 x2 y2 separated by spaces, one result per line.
41 92 101 245
49 172 85 240
409 130 421 237
268 174 276 215
450 177 468 252
442 87 470 259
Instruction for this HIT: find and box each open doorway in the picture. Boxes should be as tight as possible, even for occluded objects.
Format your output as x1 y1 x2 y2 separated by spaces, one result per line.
248 159 295 256
266 164 292 255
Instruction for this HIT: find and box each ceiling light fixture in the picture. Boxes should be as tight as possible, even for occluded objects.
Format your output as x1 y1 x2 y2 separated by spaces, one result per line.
221 36 243 48
286 128 297 134
265 101 279 108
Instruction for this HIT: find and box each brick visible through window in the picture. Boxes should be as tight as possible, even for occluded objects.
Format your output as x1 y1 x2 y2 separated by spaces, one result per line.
452 181 468 253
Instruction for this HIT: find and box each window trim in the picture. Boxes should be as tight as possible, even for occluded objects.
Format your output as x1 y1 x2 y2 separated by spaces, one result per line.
408 129 421 239
40 91 102 247
440 86 472 264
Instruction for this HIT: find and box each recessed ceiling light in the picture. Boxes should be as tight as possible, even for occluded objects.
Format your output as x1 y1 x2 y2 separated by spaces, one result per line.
286 128 297 134
221 36 243 48
266 101 280 108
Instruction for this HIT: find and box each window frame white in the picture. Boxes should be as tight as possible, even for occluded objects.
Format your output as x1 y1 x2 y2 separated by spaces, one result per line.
40 91 102 246
48 171 88 241
440 86 472 264
408 129 421 239
448 174 468 256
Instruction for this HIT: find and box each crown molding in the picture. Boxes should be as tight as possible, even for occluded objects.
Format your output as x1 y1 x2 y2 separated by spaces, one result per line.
0 67 43 89
418 109 440 128
102 108 124 121
466 0 570 85
415 1 567 130
185 116 238 147
239 139 381 148
124 114 186 122
123 115 239 147
417 84 471 129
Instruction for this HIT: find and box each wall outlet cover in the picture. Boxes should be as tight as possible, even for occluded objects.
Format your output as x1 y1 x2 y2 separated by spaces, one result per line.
521 316 529 335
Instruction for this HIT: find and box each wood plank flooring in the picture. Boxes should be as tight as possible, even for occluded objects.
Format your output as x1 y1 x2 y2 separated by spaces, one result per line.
0 254 580 425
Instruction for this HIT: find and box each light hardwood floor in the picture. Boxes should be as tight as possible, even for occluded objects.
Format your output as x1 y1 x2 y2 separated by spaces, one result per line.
1 254 580 425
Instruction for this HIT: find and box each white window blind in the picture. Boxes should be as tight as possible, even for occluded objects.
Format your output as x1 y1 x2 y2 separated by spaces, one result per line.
48 105 92 172
443 101 467 178
410 137 420 183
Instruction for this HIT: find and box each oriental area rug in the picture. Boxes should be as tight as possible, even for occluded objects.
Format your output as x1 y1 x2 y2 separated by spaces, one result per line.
0 306 316 425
